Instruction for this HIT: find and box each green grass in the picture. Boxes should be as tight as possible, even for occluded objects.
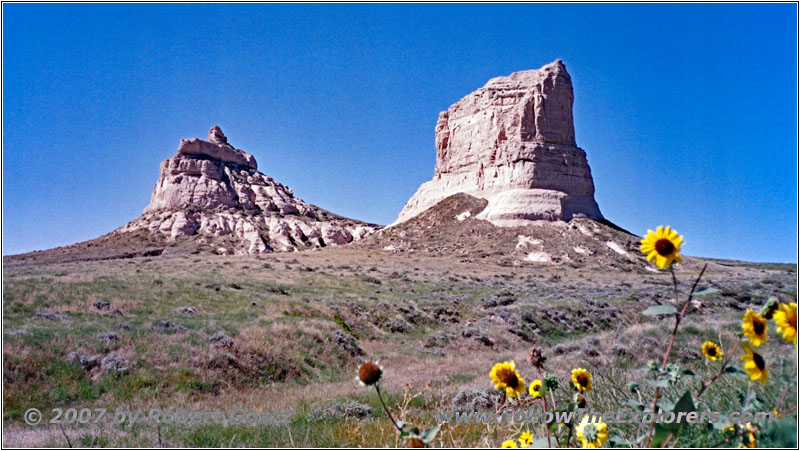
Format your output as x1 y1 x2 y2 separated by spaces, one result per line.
2 253 796 447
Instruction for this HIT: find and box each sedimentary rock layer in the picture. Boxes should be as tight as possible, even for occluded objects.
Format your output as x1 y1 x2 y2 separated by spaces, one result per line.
119 126 377 254
396 60 603 226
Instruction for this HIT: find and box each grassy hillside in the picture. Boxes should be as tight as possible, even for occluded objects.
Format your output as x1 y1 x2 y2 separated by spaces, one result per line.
3 241 796 447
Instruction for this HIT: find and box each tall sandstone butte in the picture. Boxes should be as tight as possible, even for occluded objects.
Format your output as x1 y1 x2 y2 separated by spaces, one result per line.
119 126 377 254
396 59 603 226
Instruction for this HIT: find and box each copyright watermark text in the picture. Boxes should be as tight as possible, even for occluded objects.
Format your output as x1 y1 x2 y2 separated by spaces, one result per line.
23 407 292 427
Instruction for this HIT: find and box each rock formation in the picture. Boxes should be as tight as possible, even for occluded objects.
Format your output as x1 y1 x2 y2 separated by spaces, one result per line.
395 60 603 226
118 126 378 254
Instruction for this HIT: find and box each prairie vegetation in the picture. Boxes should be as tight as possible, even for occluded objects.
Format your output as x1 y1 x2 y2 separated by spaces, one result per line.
3 241 796 447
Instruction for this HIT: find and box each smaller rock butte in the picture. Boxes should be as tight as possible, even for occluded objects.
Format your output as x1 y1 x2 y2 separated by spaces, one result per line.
396 59 603 227
119 126 378 254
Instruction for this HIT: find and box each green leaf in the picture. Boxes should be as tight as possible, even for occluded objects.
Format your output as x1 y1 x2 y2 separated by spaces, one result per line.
680 368 697 377
746 395 763 411
760 296 780 318
737 390 763 410
530 437 551 448
420 426 439 444
608 435 633 447
640 361 659 373
724 366 747 375
673 390 696 414
642 305 677 316
646 378 670 388
650 424 673 448
763 417 798 448
658 401 675 412
650 390 697 447
626 398 645 410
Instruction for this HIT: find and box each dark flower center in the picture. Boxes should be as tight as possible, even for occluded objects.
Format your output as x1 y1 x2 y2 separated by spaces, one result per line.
655 239 675 256
752 352 765 371
753 318 765 335
706 346 717 356
358 362 382 385
497 368 518 387
576 375 589 387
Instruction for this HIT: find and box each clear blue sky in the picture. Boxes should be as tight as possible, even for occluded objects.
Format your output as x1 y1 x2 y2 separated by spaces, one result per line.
3 4 797 262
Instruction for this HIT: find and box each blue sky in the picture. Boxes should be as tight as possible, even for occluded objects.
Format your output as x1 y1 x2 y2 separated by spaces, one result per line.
3 4 797 262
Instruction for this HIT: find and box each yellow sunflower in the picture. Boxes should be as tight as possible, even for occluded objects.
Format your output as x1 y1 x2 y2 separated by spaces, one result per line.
571 368 592 392
490 361 526 398
701 341 723 361
640 226 684 269
501 439 518 448
519 431 533 447
742 309 768 347
774 302 797 345
741 344 768 385
529 380 543 398
575 414 608 448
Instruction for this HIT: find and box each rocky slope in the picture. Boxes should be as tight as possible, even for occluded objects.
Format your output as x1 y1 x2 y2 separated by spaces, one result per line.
367 193 645 271
396 60 603 226
117 126 378 254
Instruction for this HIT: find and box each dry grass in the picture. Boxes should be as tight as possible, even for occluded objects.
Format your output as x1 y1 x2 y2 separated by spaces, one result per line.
2 241 796 447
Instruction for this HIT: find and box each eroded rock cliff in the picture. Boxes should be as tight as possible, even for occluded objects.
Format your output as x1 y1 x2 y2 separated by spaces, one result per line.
118 126 378 254
396 60 603 226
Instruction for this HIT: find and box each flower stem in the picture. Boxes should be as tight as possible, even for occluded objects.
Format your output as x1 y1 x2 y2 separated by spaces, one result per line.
375 384 404 433
540 397 552 448
661 264 706 369
645 264 707 447
565 401 577 448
